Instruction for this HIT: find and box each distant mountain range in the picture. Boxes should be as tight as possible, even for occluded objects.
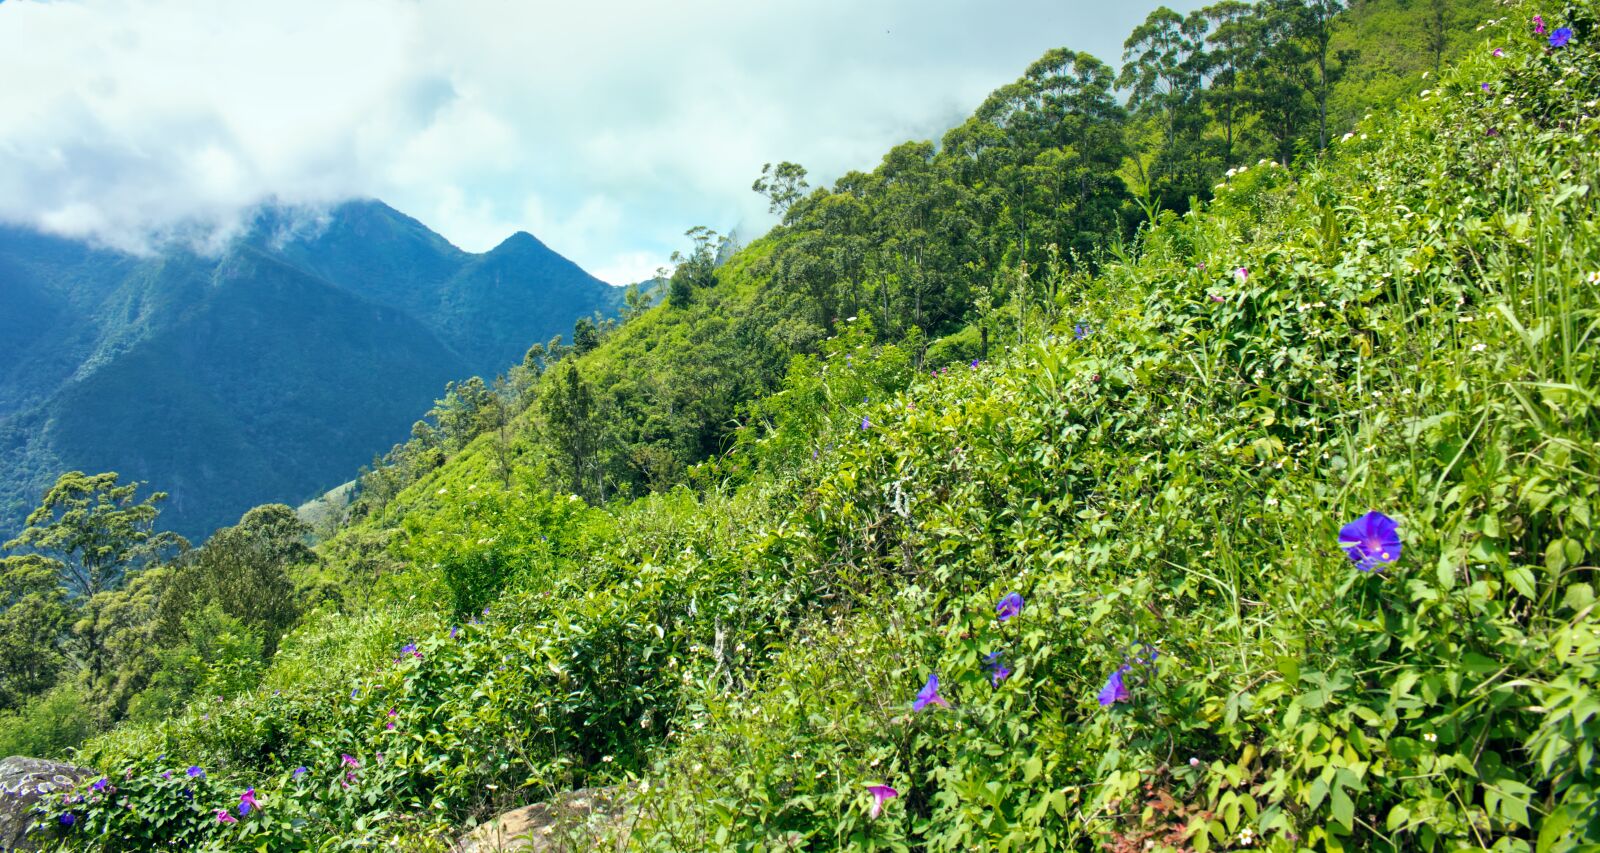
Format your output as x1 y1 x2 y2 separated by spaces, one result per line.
0 200 623 542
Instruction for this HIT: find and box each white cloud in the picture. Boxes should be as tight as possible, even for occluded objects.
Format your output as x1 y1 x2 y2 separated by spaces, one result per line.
0 0 1201 283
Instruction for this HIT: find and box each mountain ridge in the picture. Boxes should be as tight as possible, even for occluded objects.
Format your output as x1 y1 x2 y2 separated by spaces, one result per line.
0 199 624 542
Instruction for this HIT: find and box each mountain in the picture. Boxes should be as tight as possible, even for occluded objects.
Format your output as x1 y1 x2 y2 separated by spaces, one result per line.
0 200 623 542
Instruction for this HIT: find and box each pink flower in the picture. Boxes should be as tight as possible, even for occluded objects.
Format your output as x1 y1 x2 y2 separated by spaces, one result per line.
1533 15 1545 34
216 810 237 824
1493 48 1504 57
1234 267 1249 284
866 785 899 819
341 754 359 769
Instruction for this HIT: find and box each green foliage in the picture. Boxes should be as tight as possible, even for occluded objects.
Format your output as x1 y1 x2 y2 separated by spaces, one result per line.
0 684 92 760
0 554 71 712
38 2 1599 851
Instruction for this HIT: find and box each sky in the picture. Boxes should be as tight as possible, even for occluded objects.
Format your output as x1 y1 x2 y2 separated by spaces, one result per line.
0 0 1204 285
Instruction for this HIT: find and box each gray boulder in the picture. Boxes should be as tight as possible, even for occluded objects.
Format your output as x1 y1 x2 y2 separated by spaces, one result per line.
0 757 95 852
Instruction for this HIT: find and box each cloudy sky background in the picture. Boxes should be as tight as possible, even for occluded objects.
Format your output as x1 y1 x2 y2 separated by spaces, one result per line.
0 0 1202 285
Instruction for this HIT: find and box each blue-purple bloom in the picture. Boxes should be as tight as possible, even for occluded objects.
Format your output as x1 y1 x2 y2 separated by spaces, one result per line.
238 788 258 816
970 359 980 369
186 766 204 779
912 673 949 711
1098 666 1131 706
1551 27 1573 47
449 626 459 639
293 767 308 779
866 784 899 819
1074 323 1092 340
91 778 109 792
1338 511 1403 571
861 415 871 430
995 592 1024 622
984 651 1011 686
59 812 76 827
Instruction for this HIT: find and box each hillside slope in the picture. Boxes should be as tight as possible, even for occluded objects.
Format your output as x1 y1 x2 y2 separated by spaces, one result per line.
46 4 1600 852
0 201 622 541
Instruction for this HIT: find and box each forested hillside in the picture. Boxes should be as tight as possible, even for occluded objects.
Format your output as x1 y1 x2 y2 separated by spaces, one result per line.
4 0 1597 850
0 200 624 541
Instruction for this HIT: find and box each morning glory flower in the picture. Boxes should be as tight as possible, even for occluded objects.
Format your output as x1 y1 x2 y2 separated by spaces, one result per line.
238 788 258 816
293 767 308 779
1234 267 1249 284
1493 48 1504 57
91 778 109 792
351 688 360 700
995 592 1024 622
216 810 237 824
186 766 204 779
449 626 459 639
861 415 871 430
400 643 416 655
1533 15 1545 34
984 651 1012 686
1097 666 1131 706
866 785 899 819
1551 27 1572 47
1481 82 1491 92
1074 323 1092 340
970 359 980 369
912 673 949 711
341 754 360 769
59 813 76 827
1338 511 1403 571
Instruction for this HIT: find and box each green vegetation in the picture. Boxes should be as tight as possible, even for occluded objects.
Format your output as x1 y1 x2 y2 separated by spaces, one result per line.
3 0 1597 850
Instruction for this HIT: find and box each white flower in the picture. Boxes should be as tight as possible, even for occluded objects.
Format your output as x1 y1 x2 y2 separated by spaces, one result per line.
1471 343 1487 352
436 487 447 495
1420 89 1432 98
1587 271 1600 285
1423 732 1438 743
602 755 614 763
1341 132 1355 142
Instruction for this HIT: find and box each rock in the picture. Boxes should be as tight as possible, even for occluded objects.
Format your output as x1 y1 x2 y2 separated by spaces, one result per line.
455 786 630 852
0 756 96 852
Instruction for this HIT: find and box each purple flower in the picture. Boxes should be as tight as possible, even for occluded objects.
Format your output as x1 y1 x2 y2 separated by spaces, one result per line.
861 415 871 430
970 359 980 369
1533 15 1545 35
1098 666 1131 706
1234 267 1249 284
216 809 237 824
400 643 417 656
293 767 307 779
1338 511 1403 571
1481 82 1491 92
912 673 949 711
995 592 1024 622
984 651 1011 686
59 812 76 827
186 766 204 779
351 688 360 700
238 788 258 816
1550 27 1572 47
449 626 459 639
91 778 109 792
161 771 171 780
1074 323 1092 340
866 785 899 819
1493 48 1504 57
341 754 360 769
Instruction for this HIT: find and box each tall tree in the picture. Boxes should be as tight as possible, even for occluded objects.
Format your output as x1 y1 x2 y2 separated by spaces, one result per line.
752 161 810 217
3 472 187 600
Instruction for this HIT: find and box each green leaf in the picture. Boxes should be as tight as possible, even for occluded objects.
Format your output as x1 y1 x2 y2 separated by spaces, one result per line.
1330 787 1355 830
1506 566 1537 599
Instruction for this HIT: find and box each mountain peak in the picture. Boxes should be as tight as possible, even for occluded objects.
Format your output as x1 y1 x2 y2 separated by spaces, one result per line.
489 230 549 254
